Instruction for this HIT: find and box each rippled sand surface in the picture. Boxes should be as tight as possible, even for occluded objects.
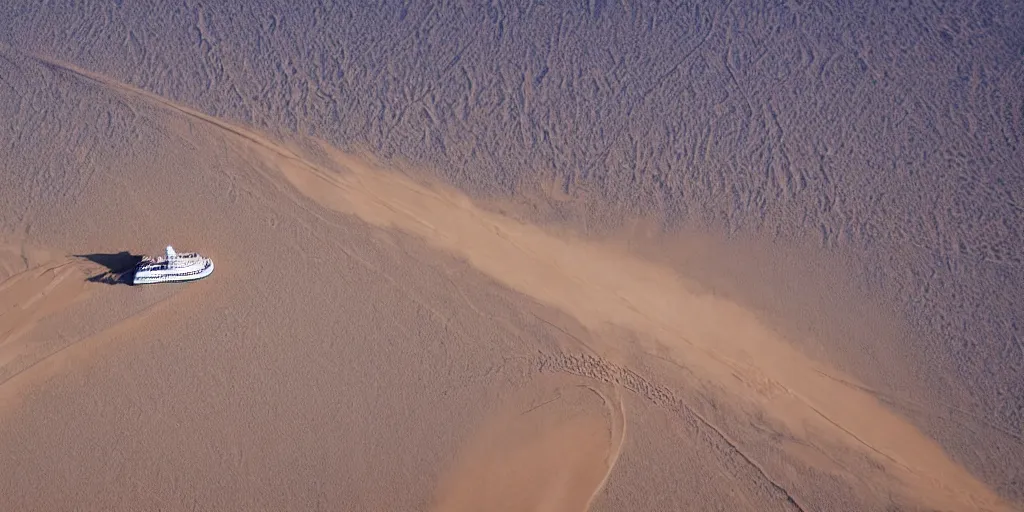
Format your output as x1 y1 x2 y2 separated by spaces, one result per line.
0 2 1021 511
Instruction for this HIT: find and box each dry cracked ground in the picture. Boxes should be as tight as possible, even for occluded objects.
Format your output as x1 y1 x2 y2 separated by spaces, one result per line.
0 1 1022 511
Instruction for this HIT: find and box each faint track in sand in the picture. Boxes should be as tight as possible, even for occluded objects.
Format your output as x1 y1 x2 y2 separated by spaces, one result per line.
0 282 182 416
0 249 89 383
17 47 317 183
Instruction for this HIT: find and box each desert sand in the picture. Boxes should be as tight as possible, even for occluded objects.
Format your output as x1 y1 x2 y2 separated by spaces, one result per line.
1 2 1022 511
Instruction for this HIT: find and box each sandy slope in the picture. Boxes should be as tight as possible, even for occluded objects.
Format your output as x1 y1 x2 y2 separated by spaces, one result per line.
0 44 1019 512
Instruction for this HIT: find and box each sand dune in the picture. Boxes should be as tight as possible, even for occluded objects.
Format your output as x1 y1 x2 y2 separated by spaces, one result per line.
0 2 1022 511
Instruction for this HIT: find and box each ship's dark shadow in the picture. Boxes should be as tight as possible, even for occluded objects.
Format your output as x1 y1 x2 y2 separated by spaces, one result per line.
74 251 144 285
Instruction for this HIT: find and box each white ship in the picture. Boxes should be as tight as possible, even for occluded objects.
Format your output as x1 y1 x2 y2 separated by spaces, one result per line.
132 245 214 285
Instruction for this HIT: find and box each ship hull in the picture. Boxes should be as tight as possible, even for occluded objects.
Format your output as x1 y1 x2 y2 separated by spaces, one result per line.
132 259 214 285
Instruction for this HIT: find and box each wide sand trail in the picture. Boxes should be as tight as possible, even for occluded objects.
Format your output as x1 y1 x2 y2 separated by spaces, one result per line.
0 48 1017 511
271 138 1015 512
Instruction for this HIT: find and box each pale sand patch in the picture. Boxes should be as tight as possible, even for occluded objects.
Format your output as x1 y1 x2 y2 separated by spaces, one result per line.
430 378 625 512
